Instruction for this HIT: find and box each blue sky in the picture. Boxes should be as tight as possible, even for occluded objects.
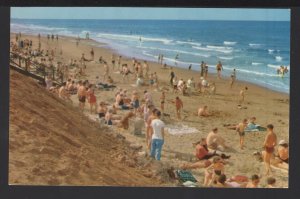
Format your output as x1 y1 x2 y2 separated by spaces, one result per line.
11 7 290 21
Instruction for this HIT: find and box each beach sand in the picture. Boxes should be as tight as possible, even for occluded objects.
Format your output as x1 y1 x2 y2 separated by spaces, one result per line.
9 33 289 187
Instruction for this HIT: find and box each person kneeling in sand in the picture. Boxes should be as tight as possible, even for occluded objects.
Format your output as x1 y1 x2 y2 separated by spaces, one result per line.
206 128 228 151
198 105 211 117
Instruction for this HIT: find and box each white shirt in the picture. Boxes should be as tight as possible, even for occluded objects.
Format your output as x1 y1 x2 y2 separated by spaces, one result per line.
151 119 165 140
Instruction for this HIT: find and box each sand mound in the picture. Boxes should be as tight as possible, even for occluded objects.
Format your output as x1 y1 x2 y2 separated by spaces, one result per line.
9 70 164 186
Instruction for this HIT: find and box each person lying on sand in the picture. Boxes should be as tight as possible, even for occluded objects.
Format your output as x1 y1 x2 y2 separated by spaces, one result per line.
206 128 228 151
253 151 288 171
198 105 211 117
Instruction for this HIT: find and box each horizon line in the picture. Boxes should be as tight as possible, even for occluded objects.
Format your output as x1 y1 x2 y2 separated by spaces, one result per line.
11 18 290 22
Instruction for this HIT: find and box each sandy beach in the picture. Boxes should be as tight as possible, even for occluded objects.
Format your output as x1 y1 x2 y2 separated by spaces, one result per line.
9 33 289 187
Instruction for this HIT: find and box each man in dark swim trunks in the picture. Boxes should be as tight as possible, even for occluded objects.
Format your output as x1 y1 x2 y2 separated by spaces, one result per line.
236 119 248 150
263 124 277 175
77 81 87 112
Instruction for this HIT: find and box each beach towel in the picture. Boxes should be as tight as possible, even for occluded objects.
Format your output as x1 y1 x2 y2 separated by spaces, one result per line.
176 170 198 183
166 124 199 135
245 124 267 132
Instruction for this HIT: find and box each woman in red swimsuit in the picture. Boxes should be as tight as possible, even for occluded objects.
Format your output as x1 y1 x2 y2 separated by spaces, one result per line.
87 85 97 114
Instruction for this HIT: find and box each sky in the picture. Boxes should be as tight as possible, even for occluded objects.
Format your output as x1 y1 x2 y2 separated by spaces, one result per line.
11 7 290 21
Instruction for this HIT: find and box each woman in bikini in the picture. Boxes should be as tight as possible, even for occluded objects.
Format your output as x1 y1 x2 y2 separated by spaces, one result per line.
87 85 97 114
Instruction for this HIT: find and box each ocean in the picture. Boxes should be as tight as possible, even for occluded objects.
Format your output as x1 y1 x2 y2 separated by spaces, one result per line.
11 19 290 93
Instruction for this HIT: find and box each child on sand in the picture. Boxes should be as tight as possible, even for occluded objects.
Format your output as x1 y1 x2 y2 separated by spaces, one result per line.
175 96 183 120
198 105 210 117
239 86 248 104
236 119 248 149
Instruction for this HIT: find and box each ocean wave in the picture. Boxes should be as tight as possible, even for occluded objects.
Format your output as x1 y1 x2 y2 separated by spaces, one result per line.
192 46 233 54
275 56 283 61
251 62 263 66
268 49 275 54
176 41 201 46
218 56 234 60
96 33 173 44
249 43 263 47
11 23 66 32
137 46 211 58
223 41 237 45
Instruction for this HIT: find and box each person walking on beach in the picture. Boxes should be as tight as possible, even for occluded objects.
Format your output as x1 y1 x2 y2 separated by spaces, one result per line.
160 91 166 115
150 110 165 161
263 124 277 175
216 61 223 79
200 61 205 77
158 54 161 64
230 68 236 88
111 54 116 71
90 48 94 61
56 34 59 42
236 119 248 150
175 54 179 66
160 54 164 65
103 62 109 81
204 62 209 78
117 56 122 71
175 96 183 120
188 64 192 70
239 86 248 104
170 67 175 86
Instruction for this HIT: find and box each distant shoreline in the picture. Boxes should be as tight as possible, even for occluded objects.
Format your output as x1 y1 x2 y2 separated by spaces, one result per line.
10 32 289 97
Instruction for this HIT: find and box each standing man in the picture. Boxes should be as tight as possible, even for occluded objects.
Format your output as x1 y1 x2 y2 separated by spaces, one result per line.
236 119 248 150
175 96 183 120
200 61 205 77
150 110 165 161
263 124 277 175
77 81 87 112
216 61 223 79
169 67 175 86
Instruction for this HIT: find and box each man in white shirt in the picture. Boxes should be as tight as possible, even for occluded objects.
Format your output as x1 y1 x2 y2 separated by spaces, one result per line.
150 110 165 161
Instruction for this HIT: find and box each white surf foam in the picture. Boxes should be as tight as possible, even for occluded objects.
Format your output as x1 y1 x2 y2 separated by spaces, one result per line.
252 62 263 66
275 56 283 61
192 46 233 54
176 41 202 46
224 41 237 45
249 43 263 48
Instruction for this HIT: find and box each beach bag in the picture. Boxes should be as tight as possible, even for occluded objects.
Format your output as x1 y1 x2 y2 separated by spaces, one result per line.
176 170 197 183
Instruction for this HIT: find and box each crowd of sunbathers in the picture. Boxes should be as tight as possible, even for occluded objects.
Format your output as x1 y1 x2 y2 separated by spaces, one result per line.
10 33 288 188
